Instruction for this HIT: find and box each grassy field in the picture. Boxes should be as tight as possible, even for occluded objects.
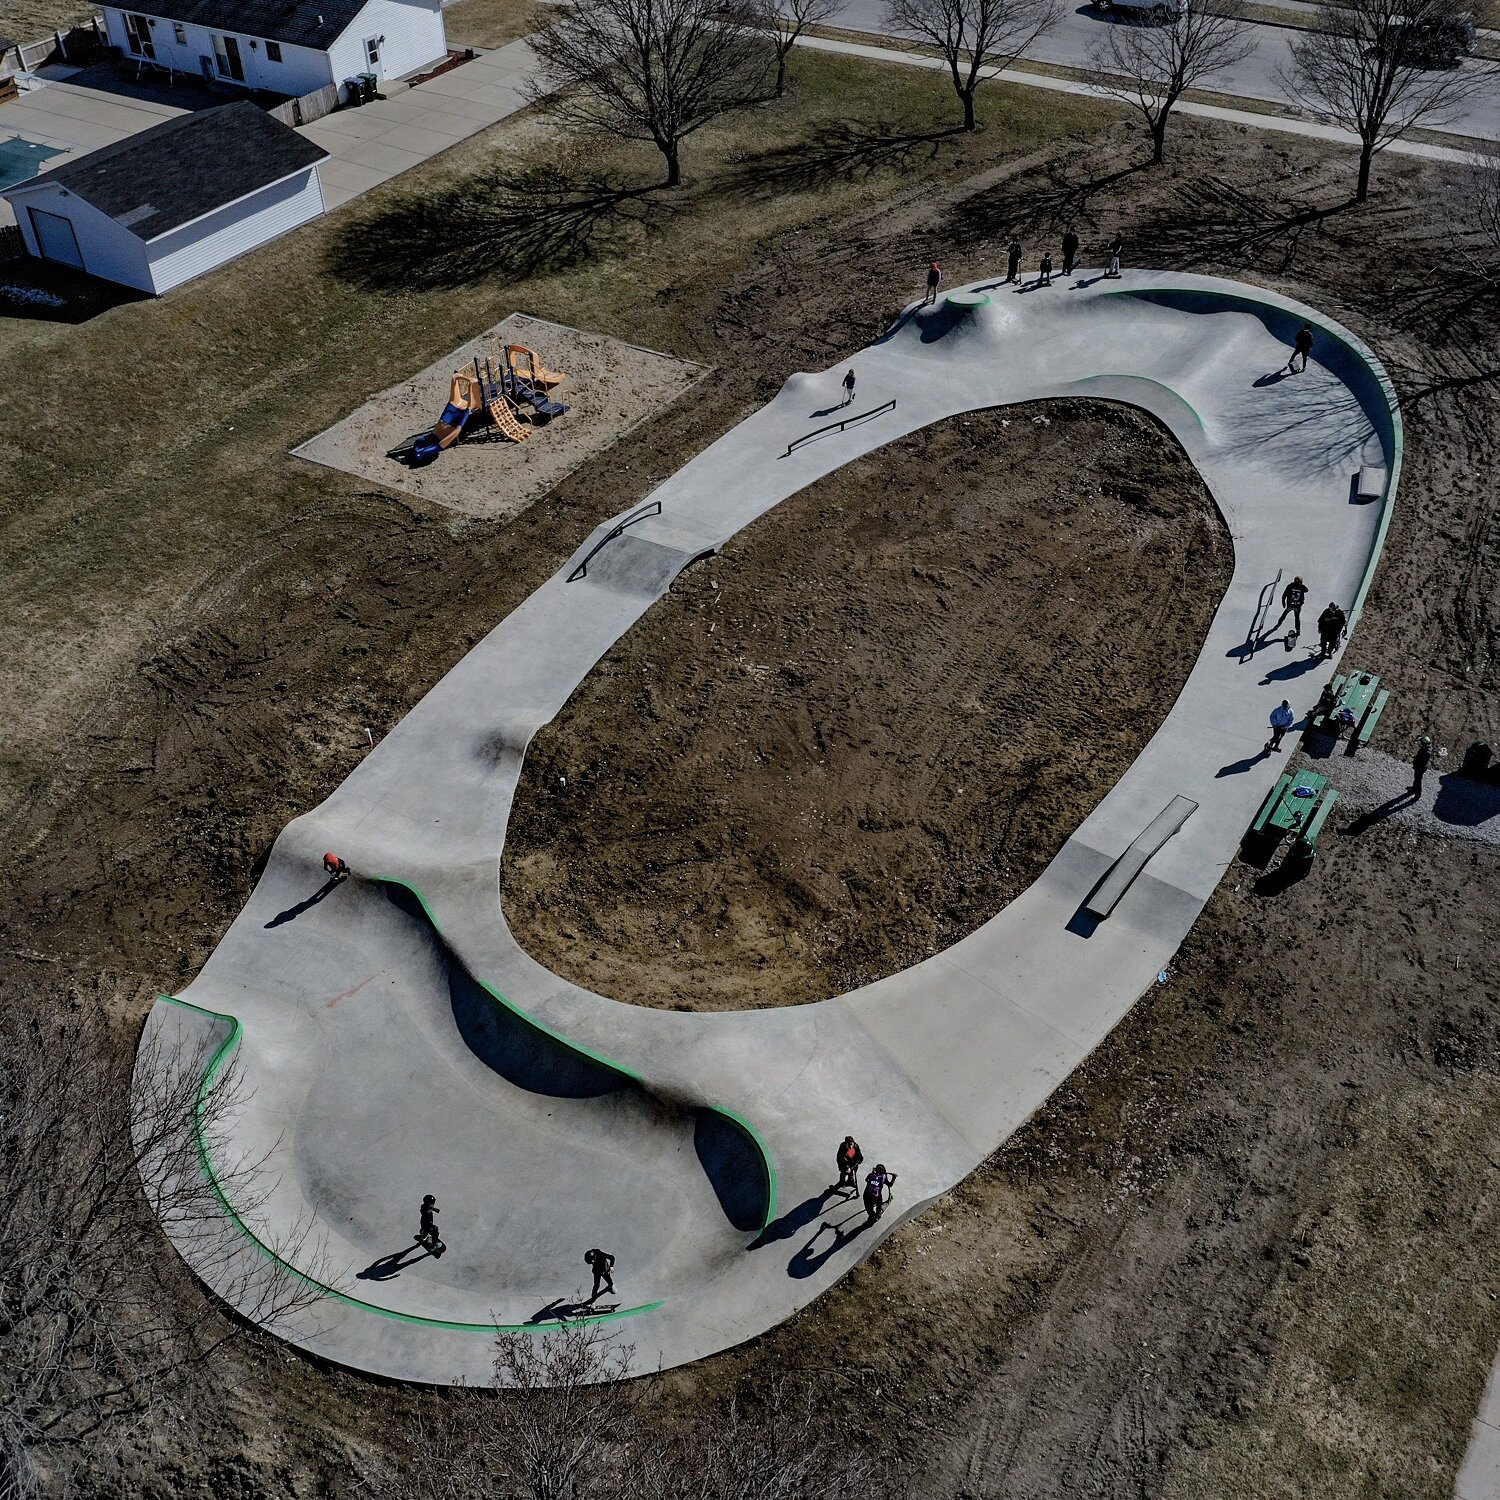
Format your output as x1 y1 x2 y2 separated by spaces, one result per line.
0 50 1113 817
443 0 549 49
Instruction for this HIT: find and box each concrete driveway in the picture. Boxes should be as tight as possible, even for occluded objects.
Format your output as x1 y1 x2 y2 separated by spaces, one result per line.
0 40 534 226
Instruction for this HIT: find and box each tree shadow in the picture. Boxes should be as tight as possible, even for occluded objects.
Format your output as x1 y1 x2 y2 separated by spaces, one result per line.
944 160 1149 251
326 164 660 292
726 121 955 198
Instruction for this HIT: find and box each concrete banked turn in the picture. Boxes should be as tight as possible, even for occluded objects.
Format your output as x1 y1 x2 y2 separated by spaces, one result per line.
136 272 1401 1384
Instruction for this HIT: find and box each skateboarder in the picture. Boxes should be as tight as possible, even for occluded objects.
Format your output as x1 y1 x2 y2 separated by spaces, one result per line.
924 261 942 305
1266 700 1296 754
585 1247 616 1302
1271 576 1308 639
1037 253 1053 287
416 1194 446 1258
1410 735 1433 797
1061 228 1079 275
1007 238 1022 283
835 1135 864 1194
842 368 856 407
323 852 348 882
1286 323 1314 373
1316 601 1347 660
1106 232 1124 278
863 1164 897 1224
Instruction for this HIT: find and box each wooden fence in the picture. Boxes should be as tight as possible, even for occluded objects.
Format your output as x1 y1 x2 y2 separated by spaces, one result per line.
268 81 341 127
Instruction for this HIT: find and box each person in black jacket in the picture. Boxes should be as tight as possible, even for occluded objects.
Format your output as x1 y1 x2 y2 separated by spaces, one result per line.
1061 228 1080 275
416 1194 445 1258
1007 238 1022 283
585 1247 616 1302
835 1135 864 1195
1316 601 1347 659
1271 576 1308 638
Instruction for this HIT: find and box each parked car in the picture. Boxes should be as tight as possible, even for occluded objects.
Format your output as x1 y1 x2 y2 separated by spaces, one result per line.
1379 11 1477 67
1094 0 1188 24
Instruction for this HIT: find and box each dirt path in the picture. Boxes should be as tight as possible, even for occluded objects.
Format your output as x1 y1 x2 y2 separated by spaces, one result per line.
503 400 1229 1010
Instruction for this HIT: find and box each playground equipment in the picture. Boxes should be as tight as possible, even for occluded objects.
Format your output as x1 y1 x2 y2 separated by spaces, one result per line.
398 344 570 467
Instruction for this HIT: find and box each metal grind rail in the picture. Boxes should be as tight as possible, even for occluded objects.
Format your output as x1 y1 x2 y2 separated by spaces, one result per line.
780 399 896 458
567 500 664 582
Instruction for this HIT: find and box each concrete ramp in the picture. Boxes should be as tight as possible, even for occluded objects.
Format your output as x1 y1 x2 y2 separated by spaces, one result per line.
134 272 1401 1385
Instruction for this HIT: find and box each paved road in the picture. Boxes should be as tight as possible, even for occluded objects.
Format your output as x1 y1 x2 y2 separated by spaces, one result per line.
136 270 1402 1385
827 0 1500 143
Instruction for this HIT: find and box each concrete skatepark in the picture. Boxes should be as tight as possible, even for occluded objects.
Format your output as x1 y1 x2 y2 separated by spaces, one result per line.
136 268 1401 1385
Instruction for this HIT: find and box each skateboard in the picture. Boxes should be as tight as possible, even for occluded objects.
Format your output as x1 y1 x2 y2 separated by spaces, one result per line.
1285 629 1299 653
415 1233 447 1258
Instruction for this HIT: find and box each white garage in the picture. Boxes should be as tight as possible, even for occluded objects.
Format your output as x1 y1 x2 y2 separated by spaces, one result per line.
0 101 328 294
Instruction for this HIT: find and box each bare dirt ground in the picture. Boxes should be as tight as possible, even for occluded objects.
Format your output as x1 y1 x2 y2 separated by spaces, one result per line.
1 84 1497 1500
503 400 1230 1010
295 314 706 521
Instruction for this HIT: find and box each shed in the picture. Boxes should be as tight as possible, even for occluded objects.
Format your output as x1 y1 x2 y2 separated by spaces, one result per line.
0 101 327 294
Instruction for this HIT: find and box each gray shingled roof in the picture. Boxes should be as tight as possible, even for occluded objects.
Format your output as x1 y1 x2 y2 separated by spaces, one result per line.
118 0 369 51
41 101 327 240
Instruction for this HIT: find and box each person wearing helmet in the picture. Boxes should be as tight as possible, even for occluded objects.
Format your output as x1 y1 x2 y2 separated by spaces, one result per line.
416 1194 445 1258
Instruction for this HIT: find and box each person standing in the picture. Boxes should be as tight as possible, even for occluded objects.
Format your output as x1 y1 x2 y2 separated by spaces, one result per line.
1316 601 1347 660
1410 735 1433 797
416 1194 446 1258
1106 231 1124 278
584 1247 616 1302
1007 238 1022 284
1271 575 1308 639
835 1135 864 1195
863 1164 897 1224
1266 700 1296 754
1286 323 1314 373
842 368 856 407
924 261 942 305
1037 253 1053 287
323 852 348 882
1061 228 1079 275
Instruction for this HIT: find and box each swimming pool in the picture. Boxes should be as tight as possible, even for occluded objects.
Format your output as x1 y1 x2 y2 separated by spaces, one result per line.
0 135 65 192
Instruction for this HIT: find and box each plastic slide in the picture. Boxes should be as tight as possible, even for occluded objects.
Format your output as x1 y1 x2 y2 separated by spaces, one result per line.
411 373 482 465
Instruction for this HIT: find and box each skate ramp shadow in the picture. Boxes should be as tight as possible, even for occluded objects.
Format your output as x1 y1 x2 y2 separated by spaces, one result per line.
381 881 773 1231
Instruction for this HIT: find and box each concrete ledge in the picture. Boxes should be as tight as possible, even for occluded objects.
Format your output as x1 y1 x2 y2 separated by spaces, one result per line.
1084 796 1199 920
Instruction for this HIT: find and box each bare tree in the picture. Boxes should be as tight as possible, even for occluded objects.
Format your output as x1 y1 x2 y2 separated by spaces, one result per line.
1089 3 1256 164
753 0 843 98
527 0 774 187
882 0 1063 131
1465 145 1500 279
0 1006 333 1498
349 1324 887 1500
1281 0 1496 201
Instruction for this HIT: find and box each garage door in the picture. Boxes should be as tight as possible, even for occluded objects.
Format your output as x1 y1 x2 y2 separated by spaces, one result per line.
29 207 84 270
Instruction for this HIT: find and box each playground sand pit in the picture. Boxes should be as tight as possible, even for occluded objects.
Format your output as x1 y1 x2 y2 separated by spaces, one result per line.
292 314 707 521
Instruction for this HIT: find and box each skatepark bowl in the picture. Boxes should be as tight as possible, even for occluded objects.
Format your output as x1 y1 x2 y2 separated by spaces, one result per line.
135 270 1400 1385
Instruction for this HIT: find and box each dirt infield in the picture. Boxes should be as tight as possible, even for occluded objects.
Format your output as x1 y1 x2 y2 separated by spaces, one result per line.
504 399 1230 1011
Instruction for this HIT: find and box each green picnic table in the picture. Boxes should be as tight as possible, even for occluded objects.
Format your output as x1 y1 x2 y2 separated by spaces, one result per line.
1315 668 1389 754
1251 768 1339 859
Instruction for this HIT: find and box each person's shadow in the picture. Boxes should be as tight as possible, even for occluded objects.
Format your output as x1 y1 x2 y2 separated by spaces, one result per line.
528 1295 608 1324
356 1242 432 1281
265 876 341 928
1259 653 1323 685
1254 369 1292 387
750 1187 840 1249
1341 792 1417 836
1216 749 1270 777
788 1210 873 1279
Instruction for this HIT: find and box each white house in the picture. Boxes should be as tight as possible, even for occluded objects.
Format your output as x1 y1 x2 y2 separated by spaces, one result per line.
0 101 328 294
96 0 447 102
